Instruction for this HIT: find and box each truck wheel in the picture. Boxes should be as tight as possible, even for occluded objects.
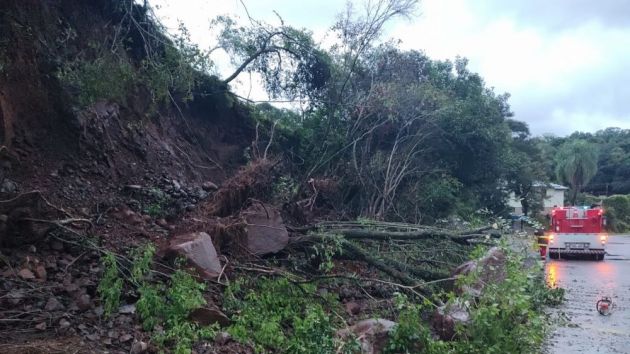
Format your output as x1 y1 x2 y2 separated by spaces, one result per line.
549 252 559 260
595 254 605 261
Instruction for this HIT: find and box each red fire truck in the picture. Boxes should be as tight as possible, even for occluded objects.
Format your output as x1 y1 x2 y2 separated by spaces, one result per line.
545 206 608 260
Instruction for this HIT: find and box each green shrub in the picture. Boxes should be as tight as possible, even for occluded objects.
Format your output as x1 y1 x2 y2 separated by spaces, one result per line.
384 293 432 354
383 247 562 354
57 54 136 107
97 252 123 317
448 249 557 354
224 278 341 353
97 245 216 354
603 195 630 233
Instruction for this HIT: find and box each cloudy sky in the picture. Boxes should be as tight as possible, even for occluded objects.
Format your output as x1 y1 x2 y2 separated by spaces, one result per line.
151 0 630 136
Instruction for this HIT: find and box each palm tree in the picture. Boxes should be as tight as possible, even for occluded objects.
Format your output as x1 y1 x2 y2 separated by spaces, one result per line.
555 140 598 205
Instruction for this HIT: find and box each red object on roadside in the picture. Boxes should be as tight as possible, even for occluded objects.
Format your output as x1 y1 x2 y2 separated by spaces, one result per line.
547 206 607 260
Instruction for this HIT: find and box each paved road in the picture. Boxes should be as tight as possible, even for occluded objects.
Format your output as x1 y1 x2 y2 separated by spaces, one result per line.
545 234 630 353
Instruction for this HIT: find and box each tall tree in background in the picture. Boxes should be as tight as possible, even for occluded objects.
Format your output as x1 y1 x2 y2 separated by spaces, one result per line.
555 140 598 205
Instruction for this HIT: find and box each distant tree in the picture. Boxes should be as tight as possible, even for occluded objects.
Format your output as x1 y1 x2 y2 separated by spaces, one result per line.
504 120 547 216
555 140 599 205
212 14 331 101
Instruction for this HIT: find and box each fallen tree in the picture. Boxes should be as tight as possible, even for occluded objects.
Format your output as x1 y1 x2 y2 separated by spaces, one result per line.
289 221 500 287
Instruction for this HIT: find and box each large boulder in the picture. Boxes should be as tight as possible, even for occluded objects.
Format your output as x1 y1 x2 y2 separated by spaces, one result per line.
431 299 470 341
452 247 507 297
167 232 222 279
240 203 289 255
431 247 507 341
337 318 397 354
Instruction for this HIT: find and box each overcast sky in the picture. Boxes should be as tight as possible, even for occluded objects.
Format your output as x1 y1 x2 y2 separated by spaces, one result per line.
151 0 630 136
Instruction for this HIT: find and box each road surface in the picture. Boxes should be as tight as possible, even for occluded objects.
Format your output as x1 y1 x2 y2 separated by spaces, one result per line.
545 234 630 353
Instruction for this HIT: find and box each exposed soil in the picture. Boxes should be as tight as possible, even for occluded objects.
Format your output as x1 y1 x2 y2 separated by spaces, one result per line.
0 1 261 351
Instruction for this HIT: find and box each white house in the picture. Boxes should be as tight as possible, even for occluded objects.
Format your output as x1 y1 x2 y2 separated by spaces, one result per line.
508 182 569 216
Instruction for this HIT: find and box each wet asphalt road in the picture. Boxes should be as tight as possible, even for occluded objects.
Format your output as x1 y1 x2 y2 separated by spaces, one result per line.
545 234 630 353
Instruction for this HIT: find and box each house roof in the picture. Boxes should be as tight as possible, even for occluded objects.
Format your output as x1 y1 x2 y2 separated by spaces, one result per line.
532 181 569 190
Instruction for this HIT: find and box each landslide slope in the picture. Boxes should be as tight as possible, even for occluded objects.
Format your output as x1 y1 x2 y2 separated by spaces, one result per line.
0 1 255 351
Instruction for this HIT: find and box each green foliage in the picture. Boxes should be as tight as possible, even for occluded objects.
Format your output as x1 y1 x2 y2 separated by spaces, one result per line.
382 247 562 354
224 277 340 353
57 53 135 107
384 293 431 354
55 4 216 110
456 268 538 351
450 249 558 354
213 15 330 100
97 252 123 317
137 269 213 354
555 140 599 204
310 234 344 272
138 22 214 105
142 188 171 218
130 243 155 285
540 128 630 195
272 175 299 204
415 176 463 221
603 195 630 232
98 244 215 354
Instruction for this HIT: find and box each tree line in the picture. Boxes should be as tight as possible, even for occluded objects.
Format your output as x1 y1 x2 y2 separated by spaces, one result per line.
206 0 628 222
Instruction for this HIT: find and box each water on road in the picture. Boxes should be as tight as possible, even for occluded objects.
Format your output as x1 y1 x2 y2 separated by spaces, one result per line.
545 234 630 353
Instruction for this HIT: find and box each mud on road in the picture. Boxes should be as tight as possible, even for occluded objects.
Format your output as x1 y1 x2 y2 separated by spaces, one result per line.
545 235 630 353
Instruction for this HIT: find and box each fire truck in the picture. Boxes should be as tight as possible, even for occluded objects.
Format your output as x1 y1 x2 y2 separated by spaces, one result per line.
545 206 608 260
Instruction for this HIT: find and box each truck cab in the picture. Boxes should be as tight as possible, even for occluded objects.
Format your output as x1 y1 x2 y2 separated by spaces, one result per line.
547 206 607 260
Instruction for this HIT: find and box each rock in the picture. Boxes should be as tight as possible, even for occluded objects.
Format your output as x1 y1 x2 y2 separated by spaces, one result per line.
18 268 35 280
64 282 80 295
241 203 289 255
214 331 232 345
1 179 18 193
59 318 71 328
112 208 144 225
131 341 148 354
167 232 222 279
7 290 24 305
337 319 397 354
34 265 47 280
344 301 361 316
119 333 133 343
94 306 104 316
45 297 64 311
156 218 168 228
453 247 507 297
35 322 47 331
202 181 218 191
75 294 92 311
431 300 470 341
118 304 136 314
189 306 231 327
